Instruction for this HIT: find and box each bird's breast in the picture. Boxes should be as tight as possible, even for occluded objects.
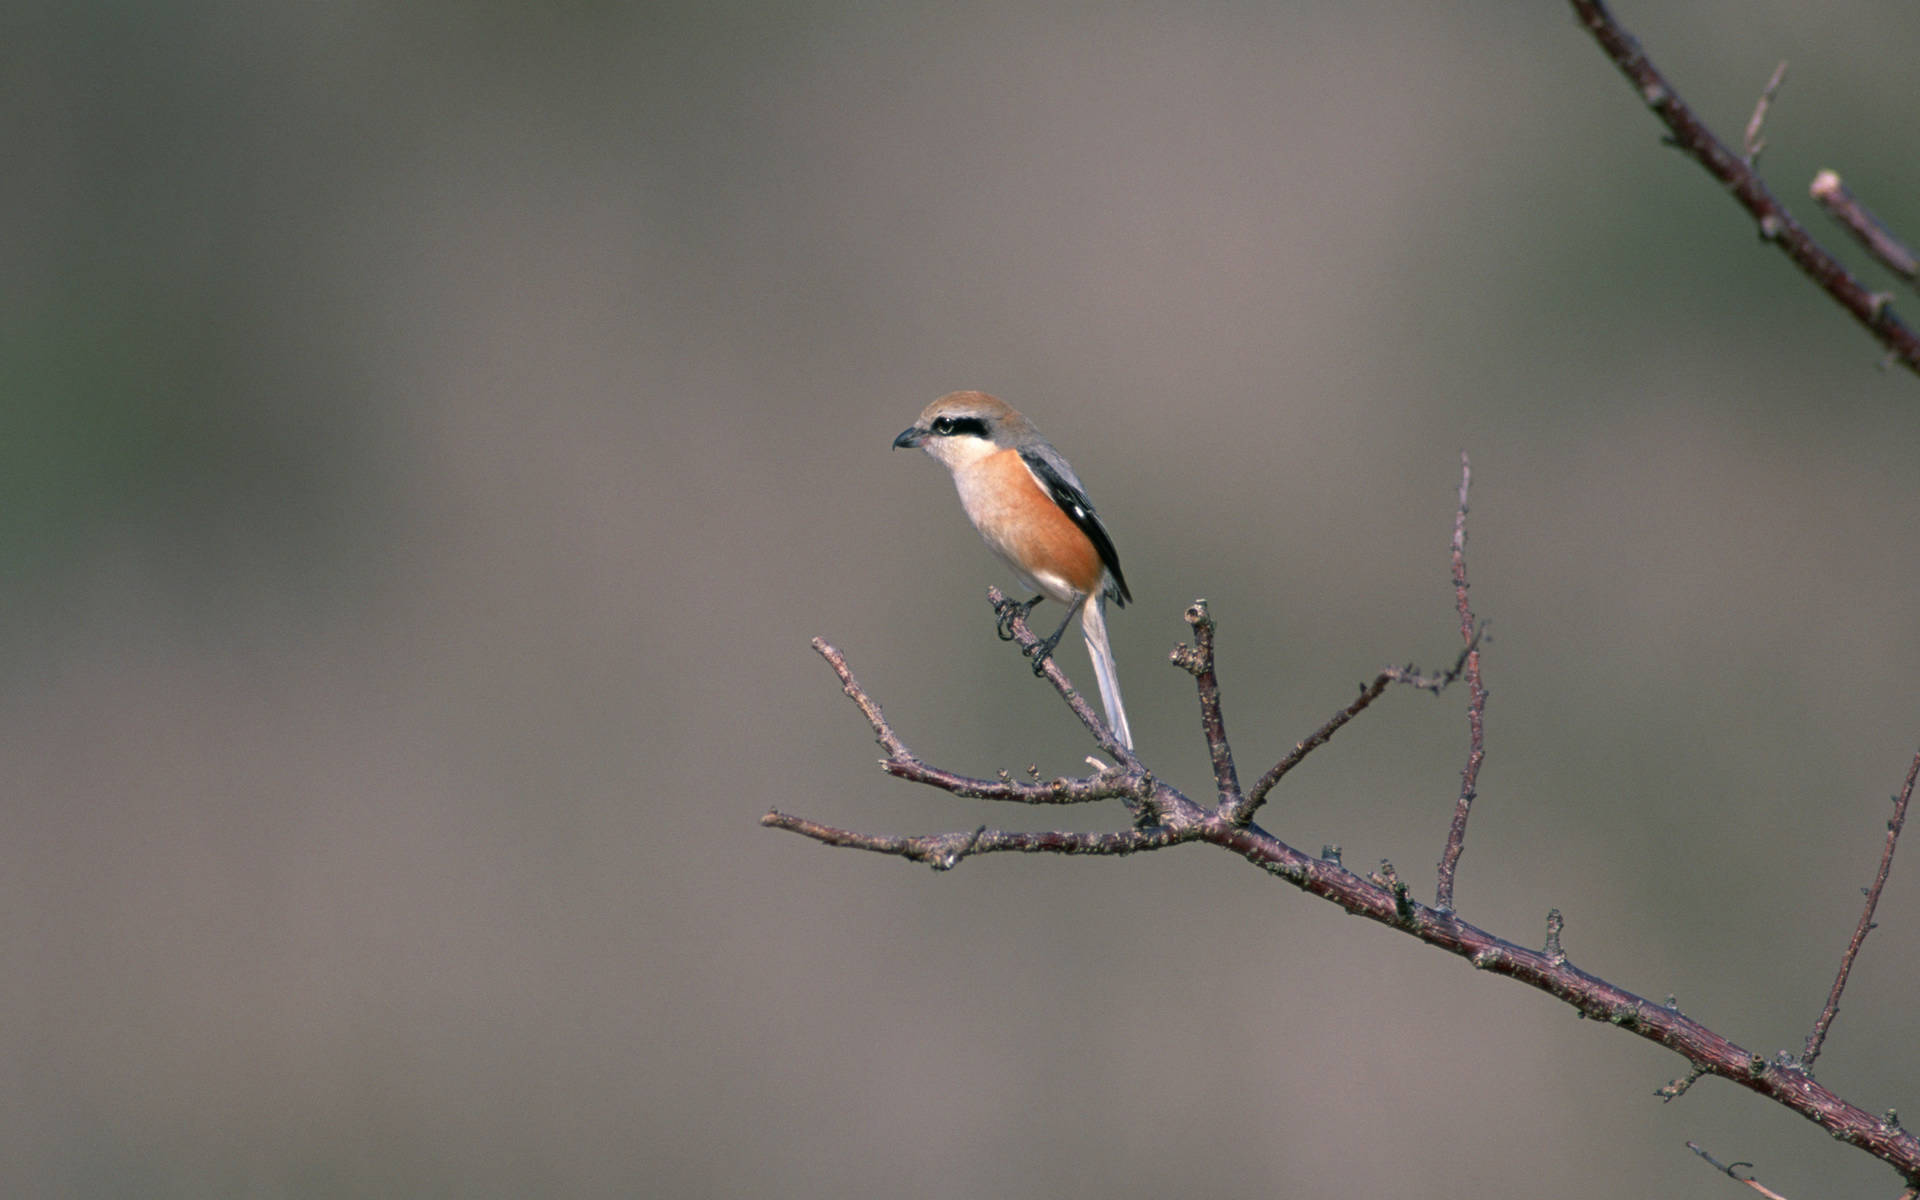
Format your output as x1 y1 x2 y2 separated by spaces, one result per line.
953 449 1103 603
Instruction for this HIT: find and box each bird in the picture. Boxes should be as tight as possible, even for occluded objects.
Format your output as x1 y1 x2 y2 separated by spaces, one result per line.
892 391 1134 750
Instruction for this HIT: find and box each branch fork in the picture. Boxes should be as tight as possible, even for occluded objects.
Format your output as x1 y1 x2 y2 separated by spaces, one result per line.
766 454 1920 1186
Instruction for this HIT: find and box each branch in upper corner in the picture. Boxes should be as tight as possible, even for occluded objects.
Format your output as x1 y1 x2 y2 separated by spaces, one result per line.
1568 0 1920 375
1436 451 1485 912
1811 170 1920 285
1800 745 1918 1071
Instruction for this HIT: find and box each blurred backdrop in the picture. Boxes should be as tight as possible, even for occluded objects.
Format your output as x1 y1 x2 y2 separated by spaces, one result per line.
7 1 1919 1195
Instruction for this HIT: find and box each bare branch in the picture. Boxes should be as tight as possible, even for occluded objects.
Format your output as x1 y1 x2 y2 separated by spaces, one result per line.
1436 451 1485 911
1242 673 1392 818
1568 0 1920 375
987 588 1139 767
759 810 1187 869
1811 170 1920 284
1801 746 1919 1071
1204 821 1920 1180
810 637 1144 807
776 464 1920 1185
778 625 1920 1182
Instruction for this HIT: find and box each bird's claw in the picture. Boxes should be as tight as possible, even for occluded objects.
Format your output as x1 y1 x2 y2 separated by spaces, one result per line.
1025 633 1064 675
996 595 1043 641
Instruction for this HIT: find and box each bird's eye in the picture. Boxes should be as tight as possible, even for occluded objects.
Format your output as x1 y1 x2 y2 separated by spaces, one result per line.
932 416 955 434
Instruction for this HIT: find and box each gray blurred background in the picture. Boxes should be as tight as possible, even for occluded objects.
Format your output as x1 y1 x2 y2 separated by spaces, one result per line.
8 1 1919 1195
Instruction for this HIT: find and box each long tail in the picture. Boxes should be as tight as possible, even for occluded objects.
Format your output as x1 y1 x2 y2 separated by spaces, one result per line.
1080 593 1133 750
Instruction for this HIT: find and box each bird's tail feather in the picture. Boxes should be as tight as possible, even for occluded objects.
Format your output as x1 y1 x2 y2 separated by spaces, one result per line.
1080 594 1132 750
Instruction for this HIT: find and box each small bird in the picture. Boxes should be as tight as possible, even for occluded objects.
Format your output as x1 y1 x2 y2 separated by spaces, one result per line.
893 391 1133 750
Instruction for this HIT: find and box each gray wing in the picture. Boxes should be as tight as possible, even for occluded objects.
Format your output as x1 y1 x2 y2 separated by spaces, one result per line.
1018 446 1131 606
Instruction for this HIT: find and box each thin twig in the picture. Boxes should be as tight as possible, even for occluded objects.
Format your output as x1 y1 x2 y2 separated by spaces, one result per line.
760 810 1188 869
1742 61 1788 165
1242 673 1392 818
1686 1141 1793 1200
987 588 1140 768
1382 633 1481 694
1172 600 1247 819
1436 452 1485 911
1801 746 1919 1071
1237 637 1480 823
1811 170 1919 283
1568 0 1920 374
811 637 1144 807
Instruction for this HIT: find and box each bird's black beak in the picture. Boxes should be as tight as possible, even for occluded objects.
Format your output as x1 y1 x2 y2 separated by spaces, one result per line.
892 427 924 450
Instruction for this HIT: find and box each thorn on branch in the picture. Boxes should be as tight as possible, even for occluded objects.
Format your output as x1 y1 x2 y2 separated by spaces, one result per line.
1742 60 1787 166
1656 1065 1707 1102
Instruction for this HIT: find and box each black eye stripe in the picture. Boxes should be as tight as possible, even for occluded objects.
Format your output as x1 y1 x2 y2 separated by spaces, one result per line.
931 415 989 438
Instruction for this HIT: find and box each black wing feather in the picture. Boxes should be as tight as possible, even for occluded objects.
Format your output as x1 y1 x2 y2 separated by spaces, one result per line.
1020 449 1131 606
